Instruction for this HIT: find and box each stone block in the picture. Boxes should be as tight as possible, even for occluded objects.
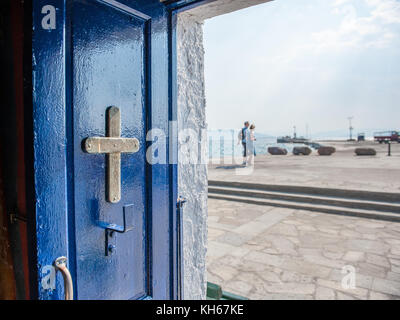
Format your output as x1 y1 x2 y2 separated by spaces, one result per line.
355 148 376 156
268 147 287 155
318 146 336 156
293 146 312 155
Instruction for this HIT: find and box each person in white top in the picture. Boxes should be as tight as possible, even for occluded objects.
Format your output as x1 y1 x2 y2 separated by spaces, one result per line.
247 124 256 166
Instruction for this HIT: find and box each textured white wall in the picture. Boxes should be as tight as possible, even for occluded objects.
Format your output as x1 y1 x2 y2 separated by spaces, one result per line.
177 0 273 300
177 13 208 300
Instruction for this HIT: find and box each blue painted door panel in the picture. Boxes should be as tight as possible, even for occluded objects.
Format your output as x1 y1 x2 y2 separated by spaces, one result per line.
72 0 147 300
32 0 179 300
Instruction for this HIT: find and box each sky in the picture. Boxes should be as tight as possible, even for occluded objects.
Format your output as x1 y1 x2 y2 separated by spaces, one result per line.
203 0 400 138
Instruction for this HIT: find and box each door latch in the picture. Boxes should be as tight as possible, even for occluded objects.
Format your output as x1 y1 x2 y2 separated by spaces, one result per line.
101 205 134 256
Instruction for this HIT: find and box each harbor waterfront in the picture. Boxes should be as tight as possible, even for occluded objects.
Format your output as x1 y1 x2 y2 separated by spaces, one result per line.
208 139 400 193
207 130 386 160
209 136 319 159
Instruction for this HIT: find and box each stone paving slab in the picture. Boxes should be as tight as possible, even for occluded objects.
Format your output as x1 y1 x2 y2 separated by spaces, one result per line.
207 198 400 300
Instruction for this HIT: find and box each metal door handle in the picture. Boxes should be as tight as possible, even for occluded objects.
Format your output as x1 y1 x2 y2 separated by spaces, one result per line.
54 256 73 300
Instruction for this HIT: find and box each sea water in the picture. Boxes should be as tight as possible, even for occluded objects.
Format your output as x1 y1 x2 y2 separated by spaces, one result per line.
208 134 310 159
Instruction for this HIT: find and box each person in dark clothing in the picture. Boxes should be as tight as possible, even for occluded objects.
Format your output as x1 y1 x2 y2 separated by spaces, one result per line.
239 121 250 165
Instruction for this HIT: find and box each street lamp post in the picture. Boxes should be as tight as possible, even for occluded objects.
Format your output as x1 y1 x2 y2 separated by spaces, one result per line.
348 116 354 141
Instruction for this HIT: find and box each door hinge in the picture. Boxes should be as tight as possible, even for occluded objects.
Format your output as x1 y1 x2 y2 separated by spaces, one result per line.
9 211 28 224
177 196 187 209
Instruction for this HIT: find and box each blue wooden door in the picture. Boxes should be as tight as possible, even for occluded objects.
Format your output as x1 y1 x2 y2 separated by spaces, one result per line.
72 0 148 300
32 0 179 300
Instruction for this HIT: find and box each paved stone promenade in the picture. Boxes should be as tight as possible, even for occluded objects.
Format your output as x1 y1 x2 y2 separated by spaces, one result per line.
207 198 400 300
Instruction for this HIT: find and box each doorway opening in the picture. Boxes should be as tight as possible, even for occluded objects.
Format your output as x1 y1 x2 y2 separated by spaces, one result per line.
177 0 400 300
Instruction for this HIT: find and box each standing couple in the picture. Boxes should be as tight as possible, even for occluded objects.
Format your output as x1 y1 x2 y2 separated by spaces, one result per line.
238 121 256 166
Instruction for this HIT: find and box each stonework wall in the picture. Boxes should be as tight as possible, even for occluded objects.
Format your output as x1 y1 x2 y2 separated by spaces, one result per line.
177 13 208 300
177 0 273 300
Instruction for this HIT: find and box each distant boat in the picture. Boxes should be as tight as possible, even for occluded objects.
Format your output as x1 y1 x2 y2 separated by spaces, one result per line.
277 135 308 144
373 130 400 143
